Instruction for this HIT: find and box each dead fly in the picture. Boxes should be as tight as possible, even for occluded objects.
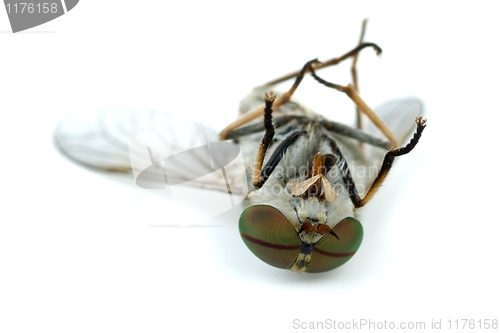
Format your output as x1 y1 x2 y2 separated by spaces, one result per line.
55 21 426 273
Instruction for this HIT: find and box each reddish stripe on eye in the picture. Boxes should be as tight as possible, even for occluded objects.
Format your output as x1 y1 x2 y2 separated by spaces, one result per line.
241 233 302 251
314 247 357 258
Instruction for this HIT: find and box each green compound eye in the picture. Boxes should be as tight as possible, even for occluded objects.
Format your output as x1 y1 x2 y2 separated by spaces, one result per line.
307 217 363 273
239 206 363 272
239 205 302 269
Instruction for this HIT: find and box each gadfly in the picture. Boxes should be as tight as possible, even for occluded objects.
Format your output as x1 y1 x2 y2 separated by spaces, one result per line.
55 21 426 273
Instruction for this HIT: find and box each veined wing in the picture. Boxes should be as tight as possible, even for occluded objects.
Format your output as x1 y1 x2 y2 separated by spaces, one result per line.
54 109 249 195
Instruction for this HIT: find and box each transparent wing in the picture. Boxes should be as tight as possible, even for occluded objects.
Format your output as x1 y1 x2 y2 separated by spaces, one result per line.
55 109 248 195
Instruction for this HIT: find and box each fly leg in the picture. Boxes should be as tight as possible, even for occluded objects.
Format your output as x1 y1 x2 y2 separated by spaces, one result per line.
351 19 368 132
219 57 312 141
356 117 426 206
261 42 381 87
335 117 426 208
251 93 307 189
252 93 276 188
307 61 399 148
219 42 381 141
351 19 368 159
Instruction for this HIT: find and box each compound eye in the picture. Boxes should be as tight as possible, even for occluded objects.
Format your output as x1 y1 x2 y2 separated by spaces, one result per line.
239 205 302 269
308 217 363 273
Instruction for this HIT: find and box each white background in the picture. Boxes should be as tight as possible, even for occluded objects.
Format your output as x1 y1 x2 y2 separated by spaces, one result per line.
1 1 499 332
